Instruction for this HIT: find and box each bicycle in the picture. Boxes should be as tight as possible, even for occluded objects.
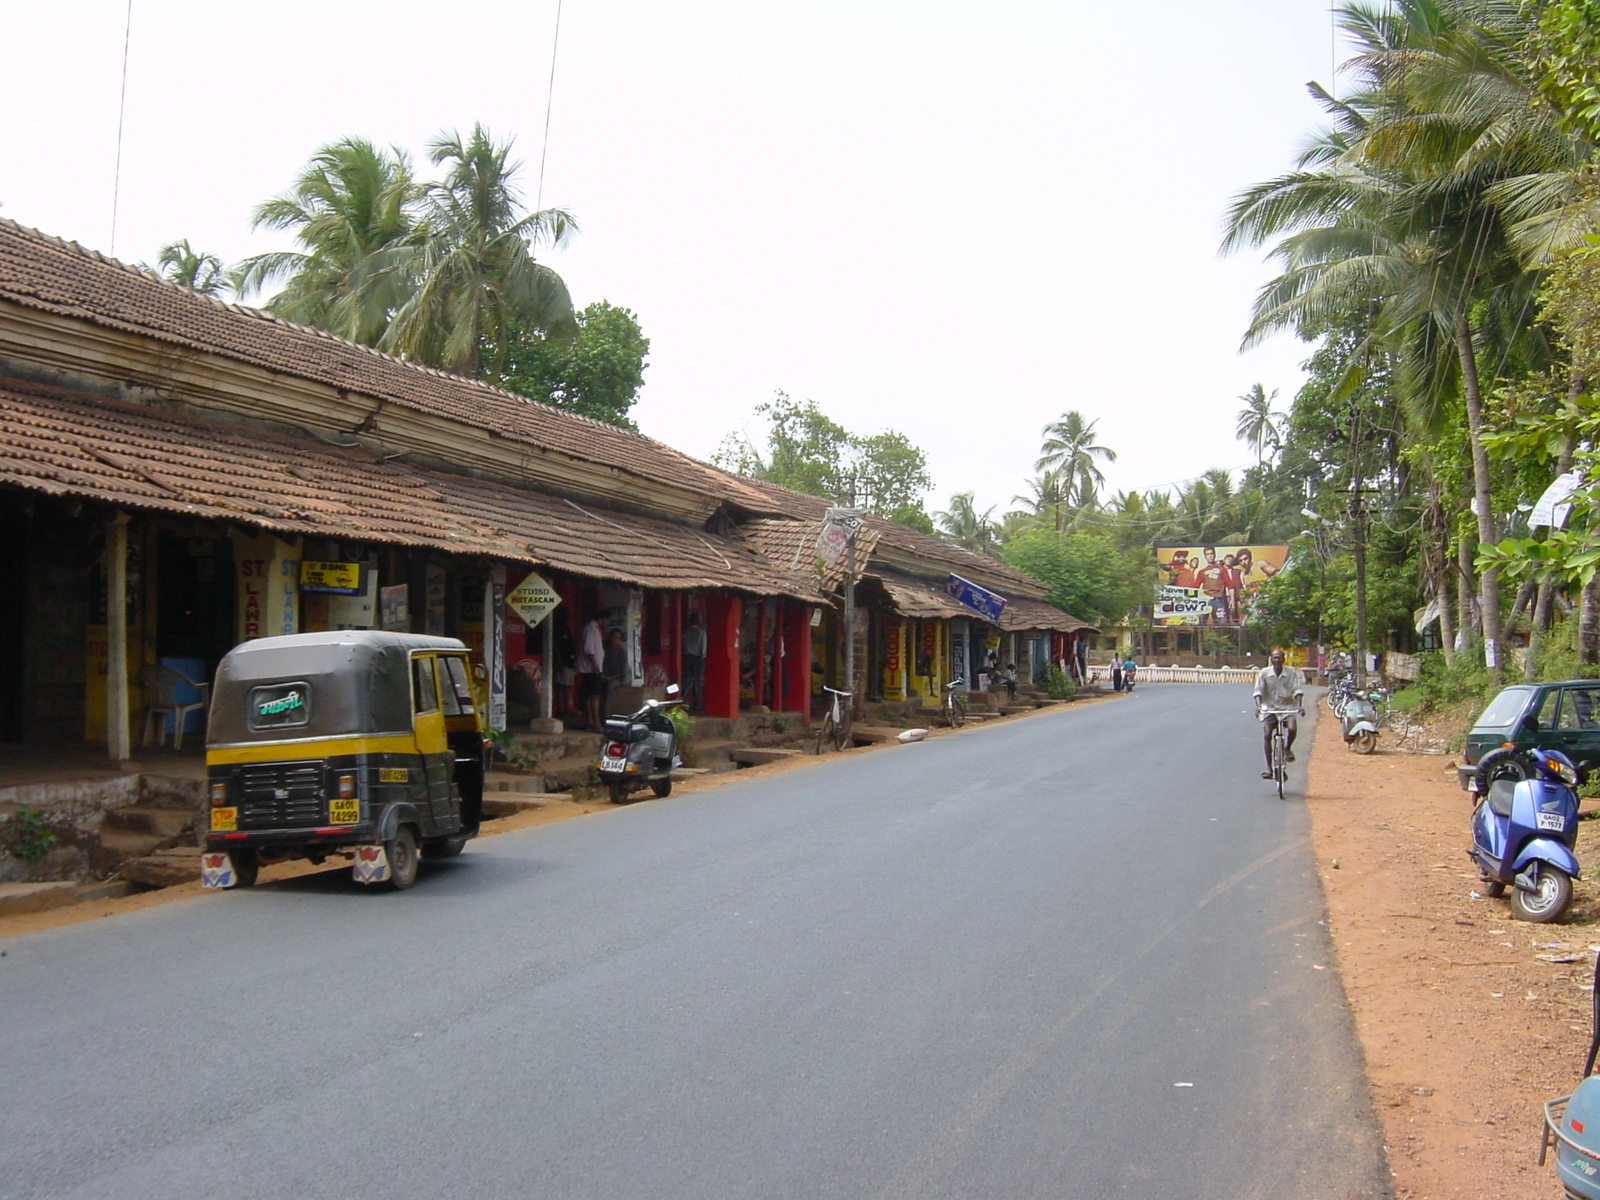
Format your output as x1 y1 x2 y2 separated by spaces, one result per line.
1260 709 1296 799
814 685 853 754
944 678 967 728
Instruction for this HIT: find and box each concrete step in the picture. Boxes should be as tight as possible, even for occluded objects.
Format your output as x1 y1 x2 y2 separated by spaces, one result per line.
122 846 200 889
138 773 207 809
97 829 168 858
729 747 803 767
0 880 77 917
103 805 196 838
485 772 548 793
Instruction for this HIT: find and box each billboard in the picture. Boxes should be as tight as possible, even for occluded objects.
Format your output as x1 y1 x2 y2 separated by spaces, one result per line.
1153 544 1289 627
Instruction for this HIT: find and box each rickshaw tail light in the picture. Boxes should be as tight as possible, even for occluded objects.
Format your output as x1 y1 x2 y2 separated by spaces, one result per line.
606 743 626 757
337 774 356 798
209 782 228 806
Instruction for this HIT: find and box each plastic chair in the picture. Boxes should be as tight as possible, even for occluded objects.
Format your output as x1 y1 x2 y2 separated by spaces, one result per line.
140 663 210 750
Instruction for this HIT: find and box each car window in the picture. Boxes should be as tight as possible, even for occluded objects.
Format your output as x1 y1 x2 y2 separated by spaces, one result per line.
413 656 439 714
1530 689 1559 728
1473 687 1533 730
440 655 475 716
1555 687 1600 731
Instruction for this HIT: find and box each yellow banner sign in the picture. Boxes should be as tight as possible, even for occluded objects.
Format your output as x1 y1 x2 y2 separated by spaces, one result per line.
300 560 363 594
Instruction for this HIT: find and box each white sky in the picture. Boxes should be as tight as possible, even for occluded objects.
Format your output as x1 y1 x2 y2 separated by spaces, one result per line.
4 0 1345 518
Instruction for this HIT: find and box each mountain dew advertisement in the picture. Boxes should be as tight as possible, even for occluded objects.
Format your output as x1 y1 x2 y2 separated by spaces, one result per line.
1153 544 1288 627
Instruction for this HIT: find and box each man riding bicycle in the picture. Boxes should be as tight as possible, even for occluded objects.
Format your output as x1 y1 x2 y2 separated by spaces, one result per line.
1253 649 1306 779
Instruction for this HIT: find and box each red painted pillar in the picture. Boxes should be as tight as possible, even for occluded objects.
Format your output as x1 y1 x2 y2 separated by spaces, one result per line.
671 592 684 690
783 603 812 718
703 593 741 720
753 601 768 711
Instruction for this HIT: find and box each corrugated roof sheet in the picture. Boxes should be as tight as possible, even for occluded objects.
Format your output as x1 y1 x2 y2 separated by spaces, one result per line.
0 218 783 516
0 376 820 600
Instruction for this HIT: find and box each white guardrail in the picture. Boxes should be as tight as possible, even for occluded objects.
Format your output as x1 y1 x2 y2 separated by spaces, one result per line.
1087 665 1258 684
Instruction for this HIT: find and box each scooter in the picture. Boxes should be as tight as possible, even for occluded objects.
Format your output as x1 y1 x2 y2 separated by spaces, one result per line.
597 686 683 804
1341 688 1384 754
1469 745 1585 923
1540 950 1600 1196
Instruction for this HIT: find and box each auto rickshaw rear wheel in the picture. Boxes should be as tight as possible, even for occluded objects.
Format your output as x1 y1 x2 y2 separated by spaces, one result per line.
384 827 419 890
232 848 260 888
650 775 672 799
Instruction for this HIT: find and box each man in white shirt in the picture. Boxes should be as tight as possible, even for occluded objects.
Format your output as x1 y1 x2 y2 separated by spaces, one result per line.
1253 649 1306 779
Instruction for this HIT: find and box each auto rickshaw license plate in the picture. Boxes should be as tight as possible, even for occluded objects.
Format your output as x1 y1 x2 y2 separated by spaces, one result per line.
211 807 238 832
379 768 409 783
328 798 359 824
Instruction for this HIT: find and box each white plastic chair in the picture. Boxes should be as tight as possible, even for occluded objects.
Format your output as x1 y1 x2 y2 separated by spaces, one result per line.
141 663 210 750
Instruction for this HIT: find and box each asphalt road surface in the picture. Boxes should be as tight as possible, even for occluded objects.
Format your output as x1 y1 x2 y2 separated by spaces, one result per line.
0 684 1390 1200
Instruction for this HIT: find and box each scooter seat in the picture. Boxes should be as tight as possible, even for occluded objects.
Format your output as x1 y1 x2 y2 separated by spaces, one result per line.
1488 779 1516 818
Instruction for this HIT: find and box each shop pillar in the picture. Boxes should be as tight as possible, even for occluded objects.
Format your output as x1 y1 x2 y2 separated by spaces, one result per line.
703 593 741 720
782 603 812 718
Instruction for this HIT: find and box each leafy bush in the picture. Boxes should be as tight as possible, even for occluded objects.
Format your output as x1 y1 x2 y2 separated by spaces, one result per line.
11 808 58 861
1036 664 1076 700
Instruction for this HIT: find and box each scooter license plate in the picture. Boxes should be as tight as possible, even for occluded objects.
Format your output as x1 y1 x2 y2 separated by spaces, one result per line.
1537 811 1566 831
599 757 627 773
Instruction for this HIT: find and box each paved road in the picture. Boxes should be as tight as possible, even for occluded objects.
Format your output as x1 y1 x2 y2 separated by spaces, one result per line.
0 684 1389 1199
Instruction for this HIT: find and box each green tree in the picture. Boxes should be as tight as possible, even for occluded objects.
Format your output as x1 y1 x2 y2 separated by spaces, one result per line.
499 301 649 429
1001 528 1151 629
1035 411 1116 511
235 137 421 345
149 239 231 297
934 492 1000 554
713 392 933 525
385 124 578 378
1235 383 1281 469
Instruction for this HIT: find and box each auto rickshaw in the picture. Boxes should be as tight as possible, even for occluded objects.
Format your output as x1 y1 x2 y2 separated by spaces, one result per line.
200 631 488 891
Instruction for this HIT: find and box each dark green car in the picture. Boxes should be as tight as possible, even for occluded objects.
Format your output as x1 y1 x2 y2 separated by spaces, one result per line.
1458 680 1600 791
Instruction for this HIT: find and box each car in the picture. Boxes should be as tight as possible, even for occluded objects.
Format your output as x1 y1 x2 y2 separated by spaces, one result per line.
1457 679 1600 791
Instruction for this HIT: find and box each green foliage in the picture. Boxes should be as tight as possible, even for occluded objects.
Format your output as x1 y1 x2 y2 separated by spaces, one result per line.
499 301 649 429
713 392 932 523
1035 663 1076 700
1410 648 1493 712
1535 0 1600 140
146 239 231 297
1001 528 1151 628
10 808 58 861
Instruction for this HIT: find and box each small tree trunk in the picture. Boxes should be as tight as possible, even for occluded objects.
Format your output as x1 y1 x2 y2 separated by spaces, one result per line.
1582 576 1600 666
1455 314 1502 681
1457 534 1477 647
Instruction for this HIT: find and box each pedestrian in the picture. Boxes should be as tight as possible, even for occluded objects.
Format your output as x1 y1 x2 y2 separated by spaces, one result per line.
1002 663 1018 702
602 627 629 720
1111 657 1123 692
683 612 706 712
577 616 606 730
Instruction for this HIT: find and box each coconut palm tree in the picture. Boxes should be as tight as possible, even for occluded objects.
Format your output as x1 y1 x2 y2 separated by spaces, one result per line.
934 492 1000 554
384 124 578 379
1010 470 1070 533
150 239 231 297
1235 383 1281 469
235 137 421 346
1035 411 1116 512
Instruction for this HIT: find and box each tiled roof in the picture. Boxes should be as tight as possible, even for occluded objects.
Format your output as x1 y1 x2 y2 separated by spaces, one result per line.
0 376 820 600
999 596 1098 634
0 219 782 516
734 477 1051 599
865 569 978 621
728 516 882 593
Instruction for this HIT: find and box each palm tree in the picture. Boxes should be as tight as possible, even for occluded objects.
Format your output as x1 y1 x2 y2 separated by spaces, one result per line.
384 124 578 378
1035 411 1116 511
1011 470 1070 533
235 137 421 346
151 239 231 297
1222 0 1588 680
1235 383 1281 469
934 492 1000 554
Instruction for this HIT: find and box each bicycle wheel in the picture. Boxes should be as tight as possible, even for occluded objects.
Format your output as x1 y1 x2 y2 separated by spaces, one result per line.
831 711 851 751
813 713 832 755
1273 729 1287 799
948 696 965 728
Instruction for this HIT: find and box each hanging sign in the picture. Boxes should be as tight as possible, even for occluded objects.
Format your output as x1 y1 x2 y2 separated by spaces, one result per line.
817 508 864 566
300 560 364 595
1531 471 1583 530
506 570 561 627
946 574 1007 622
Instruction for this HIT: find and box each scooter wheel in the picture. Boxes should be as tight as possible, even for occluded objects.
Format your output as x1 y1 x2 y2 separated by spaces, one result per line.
650 776 672 799
607 779 630 805
1482 878 1506 898
1511 866 1573 923
1351 730 1376 754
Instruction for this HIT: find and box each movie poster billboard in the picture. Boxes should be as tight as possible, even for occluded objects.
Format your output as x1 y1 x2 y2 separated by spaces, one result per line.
1153 544 1289 627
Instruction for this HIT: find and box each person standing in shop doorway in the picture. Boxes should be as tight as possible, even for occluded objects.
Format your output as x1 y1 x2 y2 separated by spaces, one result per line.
683 612 707 712
577 615 605 731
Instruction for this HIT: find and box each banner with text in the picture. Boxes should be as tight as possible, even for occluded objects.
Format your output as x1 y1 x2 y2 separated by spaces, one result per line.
1153 544 1289 627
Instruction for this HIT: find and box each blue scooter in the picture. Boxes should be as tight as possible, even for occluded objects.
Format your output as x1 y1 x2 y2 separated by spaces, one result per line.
1469 745 1585 924
1541 951 1600 1195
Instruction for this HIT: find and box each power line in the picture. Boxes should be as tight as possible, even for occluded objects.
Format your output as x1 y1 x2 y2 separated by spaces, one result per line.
109 0 134 255
535 0 564 212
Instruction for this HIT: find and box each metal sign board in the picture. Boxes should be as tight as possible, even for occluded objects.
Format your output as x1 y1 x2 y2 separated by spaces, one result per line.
946 574 1007 622
299 560 364 595
506 570 561 627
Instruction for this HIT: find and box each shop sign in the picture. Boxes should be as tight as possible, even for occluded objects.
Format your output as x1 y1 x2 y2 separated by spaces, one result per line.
946 574 1006 622
817 507 864 565
300 560 364 595
380 585 409 632
506 570 561 627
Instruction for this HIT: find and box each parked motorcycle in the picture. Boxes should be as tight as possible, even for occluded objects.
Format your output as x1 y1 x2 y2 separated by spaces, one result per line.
597 686 683 804
1341 689 1384 754
1540 950 1600 1196
1469 745 1586 923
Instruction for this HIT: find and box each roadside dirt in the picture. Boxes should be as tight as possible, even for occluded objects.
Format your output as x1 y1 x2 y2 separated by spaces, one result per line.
1 692 1591 1197
1307 706 1600 1200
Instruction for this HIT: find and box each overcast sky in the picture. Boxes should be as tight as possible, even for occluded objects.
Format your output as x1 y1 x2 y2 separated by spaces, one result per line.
5 0 1346 518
